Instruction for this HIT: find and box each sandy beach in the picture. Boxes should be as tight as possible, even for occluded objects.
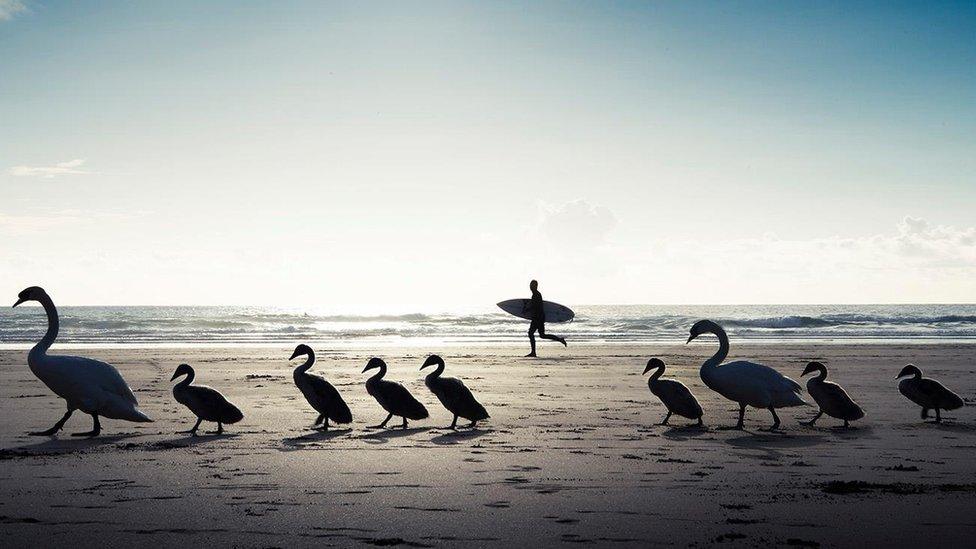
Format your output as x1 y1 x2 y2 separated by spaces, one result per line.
1 343 974 547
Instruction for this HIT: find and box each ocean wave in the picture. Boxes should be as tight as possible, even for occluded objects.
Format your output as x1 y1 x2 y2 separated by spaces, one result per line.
3 305 976 345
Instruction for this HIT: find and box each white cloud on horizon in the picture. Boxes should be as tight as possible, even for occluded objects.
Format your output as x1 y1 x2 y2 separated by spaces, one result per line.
7 159 91 178
538 199 618 248
0 0 27 21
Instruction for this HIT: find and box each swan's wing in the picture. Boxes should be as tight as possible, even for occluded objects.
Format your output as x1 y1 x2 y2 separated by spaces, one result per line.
918 379 964 409
723 361 802 394
436 377 489 420
811 381 864 419
183 385 243 421
655 379 703 417
43 355 139 405
306 373 352 422
378 380 429 419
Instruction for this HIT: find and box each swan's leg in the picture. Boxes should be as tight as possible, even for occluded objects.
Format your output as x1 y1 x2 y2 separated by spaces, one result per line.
322 417 330 431
467 419 478 429
30 407 74 436
843 420 850 429
658 411 672 426
215 422 224 435
801 411 822 426
179 418 203 435
371 413 394 429
768 407 781 430
448 415 458 430
401 417 408 430
935 408 942 423
695 417 703 427
71 414 101 438
313 413 325 427
735 404 746 430
921 407 929 419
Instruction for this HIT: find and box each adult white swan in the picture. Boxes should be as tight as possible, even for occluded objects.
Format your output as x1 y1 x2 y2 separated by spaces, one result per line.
687 319 805 430
13 286 152 437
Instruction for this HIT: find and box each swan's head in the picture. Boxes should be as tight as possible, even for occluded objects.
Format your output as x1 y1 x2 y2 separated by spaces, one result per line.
420 354 444 370
687 319 717 343
13 286 47 308
896 364 921 379
802 361 826 377
529 279 538 292
289 344 313 360
643 358 665 375
362 357 386 373
170 363 194 381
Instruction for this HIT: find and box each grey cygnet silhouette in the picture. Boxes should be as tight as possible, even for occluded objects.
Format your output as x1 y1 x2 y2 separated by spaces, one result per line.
643 358 704 427
524 279 566 357
171 363 244 435
13 286 152 437
687 319 806 430
290 344 352 430
800 362 864 428
420 354 490 429
896 364 963 423
363 357 429 429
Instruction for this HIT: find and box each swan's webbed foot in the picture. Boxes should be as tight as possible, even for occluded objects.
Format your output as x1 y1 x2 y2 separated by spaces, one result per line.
29 426 63 436
180 418 203 436
370 413 394 429
467 420 478 429
694 417 704 428
207 422 224 435
658 412 672 426
524 353 537 358
801 411 823 427
30 408 74 436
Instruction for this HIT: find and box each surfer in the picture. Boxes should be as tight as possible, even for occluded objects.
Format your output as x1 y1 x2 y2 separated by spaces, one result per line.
525 279 567 357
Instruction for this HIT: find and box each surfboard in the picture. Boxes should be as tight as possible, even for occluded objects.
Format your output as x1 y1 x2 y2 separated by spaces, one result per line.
497 299 575 323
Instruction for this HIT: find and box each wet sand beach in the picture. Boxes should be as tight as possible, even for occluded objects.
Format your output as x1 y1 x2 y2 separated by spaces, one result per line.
1 343 974 547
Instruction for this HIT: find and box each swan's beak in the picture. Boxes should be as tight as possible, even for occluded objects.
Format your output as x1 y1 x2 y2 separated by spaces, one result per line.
361 365 372 373
642 365 652 375
685 334 695 344
289 349 302 360
169 371 180 381
12 297 26 308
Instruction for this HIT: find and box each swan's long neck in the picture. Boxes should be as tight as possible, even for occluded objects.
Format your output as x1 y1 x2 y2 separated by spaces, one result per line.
177 369 195 388
814 367 828 381
648 365 664 381
33 294 59 356
702 325 729 371
294 351 314 374
425 360 445 380
369 363 387 382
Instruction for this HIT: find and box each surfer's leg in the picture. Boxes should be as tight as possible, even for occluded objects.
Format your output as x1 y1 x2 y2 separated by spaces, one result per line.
537 325 566 346
526 324 538 357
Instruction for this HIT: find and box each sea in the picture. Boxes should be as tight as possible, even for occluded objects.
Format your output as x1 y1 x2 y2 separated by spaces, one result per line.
2 304 976 348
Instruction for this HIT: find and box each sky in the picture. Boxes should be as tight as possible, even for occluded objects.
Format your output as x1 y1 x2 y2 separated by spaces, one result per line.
1 1 974 307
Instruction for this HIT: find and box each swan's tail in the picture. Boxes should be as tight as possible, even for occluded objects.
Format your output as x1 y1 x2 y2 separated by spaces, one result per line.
101 394 153 422
129 407 153 422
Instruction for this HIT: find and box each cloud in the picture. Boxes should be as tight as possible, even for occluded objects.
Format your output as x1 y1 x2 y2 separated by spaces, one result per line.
603 216 976 303
0 0 27 21
7 159 91 178
538 199 618 247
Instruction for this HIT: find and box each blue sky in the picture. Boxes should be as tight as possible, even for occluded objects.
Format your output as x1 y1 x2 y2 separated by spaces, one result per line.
1 1 974 306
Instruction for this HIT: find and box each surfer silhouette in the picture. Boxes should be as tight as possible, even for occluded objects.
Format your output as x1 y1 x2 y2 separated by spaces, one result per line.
524 280 567 357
